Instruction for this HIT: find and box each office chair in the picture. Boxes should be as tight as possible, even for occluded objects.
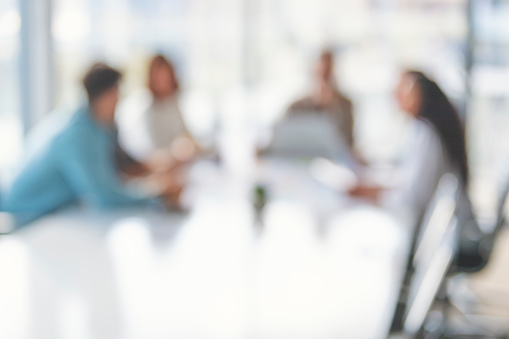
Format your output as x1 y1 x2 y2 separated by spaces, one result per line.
442 179 509 338
390 173 459 335
390 174 460 338
400 174 459 338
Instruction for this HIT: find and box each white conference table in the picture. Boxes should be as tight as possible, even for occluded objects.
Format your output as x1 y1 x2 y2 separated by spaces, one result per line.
0 159 411 339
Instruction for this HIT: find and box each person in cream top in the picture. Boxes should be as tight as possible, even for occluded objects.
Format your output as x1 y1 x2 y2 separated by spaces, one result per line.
118 55 197 164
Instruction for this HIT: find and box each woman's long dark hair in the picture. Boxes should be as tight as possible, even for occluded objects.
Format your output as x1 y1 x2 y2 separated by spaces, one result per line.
408 71 469 185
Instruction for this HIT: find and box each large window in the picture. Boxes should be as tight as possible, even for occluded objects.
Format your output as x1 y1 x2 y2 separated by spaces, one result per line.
50 0 468 146
0 0 22 181
468 0 509 216
1 1 471 172
52 0 244 143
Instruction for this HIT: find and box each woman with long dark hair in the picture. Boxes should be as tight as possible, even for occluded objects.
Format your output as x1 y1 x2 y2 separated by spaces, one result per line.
402 71 469 185
394 71 474 220
351 71 480 265
118 54 197 162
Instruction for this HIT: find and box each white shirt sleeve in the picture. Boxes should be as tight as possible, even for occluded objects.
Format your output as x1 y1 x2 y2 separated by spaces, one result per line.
384 120 449 222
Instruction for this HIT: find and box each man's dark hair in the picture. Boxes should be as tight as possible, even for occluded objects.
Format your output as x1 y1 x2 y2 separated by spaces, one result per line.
82 63 122 102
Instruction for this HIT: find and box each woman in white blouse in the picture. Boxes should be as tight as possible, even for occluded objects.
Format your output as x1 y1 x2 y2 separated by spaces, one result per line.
119 55 196 163
351 71 482 268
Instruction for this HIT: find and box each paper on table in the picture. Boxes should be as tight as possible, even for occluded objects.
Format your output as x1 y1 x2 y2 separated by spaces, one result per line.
309 158 359 192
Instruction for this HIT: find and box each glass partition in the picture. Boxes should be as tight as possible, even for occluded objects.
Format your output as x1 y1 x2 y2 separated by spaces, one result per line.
468 0 509 217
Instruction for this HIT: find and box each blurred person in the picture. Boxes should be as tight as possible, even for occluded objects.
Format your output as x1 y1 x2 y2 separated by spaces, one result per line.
350 71 481 266
285 49 355 152
1 63 182 227
118 54 198 164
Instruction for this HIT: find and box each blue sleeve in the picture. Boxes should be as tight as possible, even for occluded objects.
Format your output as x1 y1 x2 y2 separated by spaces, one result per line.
57 128 158 208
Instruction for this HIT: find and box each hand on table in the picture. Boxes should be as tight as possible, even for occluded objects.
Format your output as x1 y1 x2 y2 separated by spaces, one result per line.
348 184 383 202
147 136 198 174
144 171 185 209
160 178 184 209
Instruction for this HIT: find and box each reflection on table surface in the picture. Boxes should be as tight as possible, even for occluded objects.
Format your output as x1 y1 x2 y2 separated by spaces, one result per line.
0 159 410 339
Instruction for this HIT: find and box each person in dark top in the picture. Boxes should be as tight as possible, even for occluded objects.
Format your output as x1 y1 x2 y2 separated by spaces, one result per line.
287 49 354 150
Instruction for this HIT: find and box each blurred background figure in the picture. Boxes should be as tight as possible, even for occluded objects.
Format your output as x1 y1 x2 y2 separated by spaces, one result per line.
265 49 356 163
286 50 354 150
350 70 481 264
1 63 182 227
118 54 198 165
351 71 466 208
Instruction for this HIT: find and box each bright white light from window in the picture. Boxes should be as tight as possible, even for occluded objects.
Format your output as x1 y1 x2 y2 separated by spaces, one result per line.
0 9 21 37
0 238 31 339
52 9 91 43
58 291 90 339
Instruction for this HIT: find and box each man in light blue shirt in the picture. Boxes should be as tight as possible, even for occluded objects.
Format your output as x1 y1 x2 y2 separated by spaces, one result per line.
2 64 176 226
